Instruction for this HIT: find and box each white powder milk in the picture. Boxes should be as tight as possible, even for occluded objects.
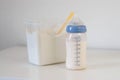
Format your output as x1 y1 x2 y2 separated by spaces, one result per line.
55 35 66 62
26 28 66 65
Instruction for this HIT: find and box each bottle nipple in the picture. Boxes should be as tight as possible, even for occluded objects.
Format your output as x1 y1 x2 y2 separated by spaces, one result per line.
69 14 84 25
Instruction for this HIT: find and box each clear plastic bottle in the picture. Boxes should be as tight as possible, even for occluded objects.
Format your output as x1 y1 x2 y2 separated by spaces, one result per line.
66 16 87 70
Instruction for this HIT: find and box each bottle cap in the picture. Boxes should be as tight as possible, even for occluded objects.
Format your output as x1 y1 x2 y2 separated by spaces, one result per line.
66 25 87 33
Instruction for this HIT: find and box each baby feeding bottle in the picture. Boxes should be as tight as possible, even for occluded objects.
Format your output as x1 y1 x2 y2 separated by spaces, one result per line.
66 15 87 70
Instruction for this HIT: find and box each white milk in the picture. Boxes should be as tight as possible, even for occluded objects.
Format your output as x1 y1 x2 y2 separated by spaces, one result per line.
66 41 87 69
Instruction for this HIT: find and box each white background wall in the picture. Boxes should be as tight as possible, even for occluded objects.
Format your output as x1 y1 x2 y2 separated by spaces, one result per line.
0 0 120 50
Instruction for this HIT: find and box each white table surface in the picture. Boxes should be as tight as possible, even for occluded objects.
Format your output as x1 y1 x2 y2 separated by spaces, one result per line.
0 46 120 80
